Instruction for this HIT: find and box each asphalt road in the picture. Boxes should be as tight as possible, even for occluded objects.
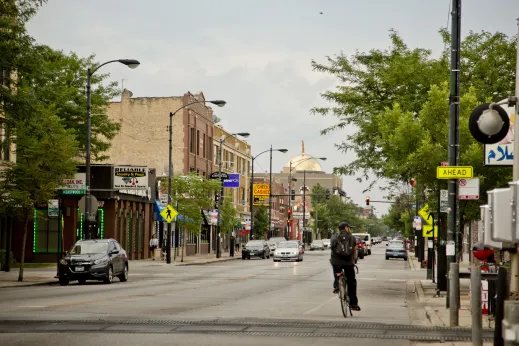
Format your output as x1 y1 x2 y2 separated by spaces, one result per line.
0 244 434 345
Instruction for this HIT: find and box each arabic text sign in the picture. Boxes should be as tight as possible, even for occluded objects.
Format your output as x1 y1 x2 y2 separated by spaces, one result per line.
253 183 270 196
485 143 513 166
436 166 473 179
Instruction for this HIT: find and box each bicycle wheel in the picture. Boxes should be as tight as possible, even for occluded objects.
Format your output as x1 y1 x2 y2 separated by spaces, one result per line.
339 275 348 318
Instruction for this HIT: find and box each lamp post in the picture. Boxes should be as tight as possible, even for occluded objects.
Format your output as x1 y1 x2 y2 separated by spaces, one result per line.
216 131 250 258
84 59 140 240
166 99 226 264
287 157 326 241
249 148 288 238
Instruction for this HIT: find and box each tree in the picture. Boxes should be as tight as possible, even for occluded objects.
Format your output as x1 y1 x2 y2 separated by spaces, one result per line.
168 174 220 234
252 205 268 239
0 112 78 281
219 194 238 234
311 29 517 188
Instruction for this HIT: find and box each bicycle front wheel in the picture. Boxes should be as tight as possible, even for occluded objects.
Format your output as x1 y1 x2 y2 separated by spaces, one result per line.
339 276 348 318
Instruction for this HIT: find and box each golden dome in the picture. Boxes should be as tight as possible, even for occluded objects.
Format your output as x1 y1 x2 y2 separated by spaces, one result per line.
285 154 322 172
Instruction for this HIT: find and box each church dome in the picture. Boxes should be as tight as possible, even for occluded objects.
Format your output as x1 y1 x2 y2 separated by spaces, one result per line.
285 153 322 172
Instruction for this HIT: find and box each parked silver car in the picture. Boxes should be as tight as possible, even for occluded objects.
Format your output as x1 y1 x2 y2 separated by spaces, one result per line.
310 240 325 251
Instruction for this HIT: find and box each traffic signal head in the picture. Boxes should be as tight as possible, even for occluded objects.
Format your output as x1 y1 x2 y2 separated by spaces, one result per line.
287 219 290 225
291 189 295 201
365 196 370 206
287 209 292 219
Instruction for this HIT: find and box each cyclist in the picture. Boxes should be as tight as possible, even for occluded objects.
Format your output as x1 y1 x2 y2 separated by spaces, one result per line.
330 221 361 311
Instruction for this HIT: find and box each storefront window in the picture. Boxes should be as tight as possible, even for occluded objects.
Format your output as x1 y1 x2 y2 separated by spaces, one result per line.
33 210 59 253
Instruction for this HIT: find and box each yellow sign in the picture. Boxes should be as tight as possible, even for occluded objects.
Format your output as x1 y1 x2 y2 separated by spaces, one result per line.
436 166 473 179
253 183 270 197
160 204 178 223
253 196 269 206
418 204 432 224
422 224 438 238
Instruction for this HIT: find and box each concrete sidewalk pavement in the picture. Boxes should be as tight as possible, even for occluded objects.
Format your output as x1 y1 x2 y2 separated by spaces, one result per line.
409 254 494 346
0 252 239 288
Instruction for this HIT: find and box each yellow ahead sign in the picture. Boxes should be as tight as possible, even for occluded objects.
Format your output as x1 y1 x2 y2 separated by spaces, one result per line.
160 204 178 223
436 166 473 179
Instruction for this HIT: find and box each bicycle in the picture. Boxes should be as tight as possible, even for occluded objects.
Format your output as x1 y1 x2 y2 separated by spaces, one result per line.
336 264 359 318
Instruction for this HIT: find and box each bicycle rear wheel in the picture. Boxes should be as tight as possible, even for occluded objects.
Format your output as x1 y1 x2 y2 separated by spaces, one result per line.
339 276 348 318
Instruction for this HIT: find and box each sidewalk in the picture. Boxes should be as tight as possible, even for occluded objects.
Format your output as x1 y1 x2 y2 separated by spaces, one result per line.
409 254 494 346
0 252 239 288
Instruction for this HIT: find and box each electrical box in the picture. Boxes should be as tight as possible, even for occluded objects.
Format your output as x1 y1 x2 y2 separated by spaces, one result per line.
488 188 514 243
480 204 502 249
509 180 519 240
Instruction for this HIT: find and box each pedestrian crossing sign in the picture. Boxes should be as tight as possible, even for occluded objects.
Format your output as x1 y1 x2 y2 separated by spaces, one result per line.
160 204 178 223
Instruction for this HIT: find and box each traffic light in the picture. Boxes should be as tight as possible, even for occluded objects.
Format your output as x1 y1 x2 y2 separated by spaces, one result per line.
287 209 292 219
325 189 331 200
287 219 290 225
365 196 370 206
291 189 295 200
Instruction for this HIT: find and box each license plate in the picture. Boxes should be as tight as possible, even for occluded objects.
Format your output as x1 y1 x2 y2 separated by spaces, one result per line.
75 267 84 272
250 252 255 255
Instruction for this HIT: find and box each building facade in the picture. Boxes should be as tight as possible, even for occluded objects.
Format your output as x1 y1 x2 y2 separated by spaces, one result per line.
252 176 287 238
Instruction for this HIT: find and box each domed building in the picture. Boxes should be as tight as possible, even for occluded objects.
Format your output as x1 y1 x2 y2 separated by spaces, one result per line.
253 141 345 242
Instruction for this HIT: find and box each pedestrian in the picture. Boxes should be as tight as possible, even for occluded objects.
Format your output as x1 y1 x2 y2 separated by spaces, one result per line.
149 234 159 260
162 233 168 261
230 235 235 257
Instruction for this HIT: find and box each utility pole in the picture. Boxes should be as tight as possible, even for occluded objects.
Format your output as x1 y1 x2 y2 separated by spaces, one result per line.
268 145 273 236
446 0 461 272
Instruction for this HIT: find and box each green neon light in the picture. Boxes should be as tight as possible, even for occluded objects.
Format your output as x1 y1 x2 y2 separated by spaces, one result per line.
133 214 137 252
33 209 37 253
127 214 131 250
79 208 83 240
99 208 105 238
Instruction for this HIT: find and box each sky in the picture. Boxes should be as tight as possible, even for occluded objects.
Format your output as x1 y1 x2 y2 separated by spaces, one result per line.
26 0 519 216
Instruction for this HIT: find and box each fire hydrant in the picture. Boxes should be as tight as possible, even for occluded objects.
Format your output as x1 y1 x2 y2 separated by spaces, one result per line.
421 260 427 268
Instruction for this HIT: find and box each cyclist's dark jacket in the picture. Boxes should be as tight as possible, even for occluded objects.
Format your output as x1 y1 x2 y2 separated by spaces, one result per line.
330 231 356 266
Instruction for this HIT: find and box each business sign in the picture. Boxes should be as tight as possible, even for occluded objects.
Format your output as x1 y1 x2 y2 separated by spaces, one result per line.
458 177 480 200
436 166 473 179
223 173 240 188
58 173 86 190
253 184 270 196
485 143 513 166
114 166 148 190
210 172 229 180
253 196 269 206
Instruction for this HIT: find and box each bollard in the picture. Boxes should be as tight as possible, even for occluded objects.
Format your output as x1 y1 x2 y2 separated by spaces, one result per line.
496 267 508 346
503 301 519 346
471 265 483 346
450 262 460 327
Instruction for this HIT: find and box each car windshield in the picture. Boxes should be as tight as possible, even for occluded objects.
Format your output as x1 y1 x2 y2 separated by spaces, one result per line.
267 242 277 246
69 242 108 255
246 241 263 247
278 242 298 248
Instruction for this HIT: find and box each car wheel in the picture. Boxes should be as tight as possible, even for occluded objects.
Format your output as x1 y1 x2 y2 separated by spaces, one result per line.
300 257 303 262
78 279 86 285
359 252 364 259
247 257 250 260
262 254 266 259
104 265 114 284
386 256 389 260
404 257 408 261
368 249 372 255
59 276 69 286
118 264 128 282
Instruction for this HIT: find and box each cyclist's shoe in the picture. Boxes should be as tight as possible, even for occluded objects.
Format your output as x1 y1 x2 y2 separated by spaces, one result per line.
351 305 361 311
333 288 339 294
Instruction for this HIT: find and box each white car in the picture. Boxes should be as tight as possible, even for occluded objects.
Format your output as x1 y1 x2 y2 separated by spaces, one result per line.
273 241 303 262
352 233 372 255
322 239 331 249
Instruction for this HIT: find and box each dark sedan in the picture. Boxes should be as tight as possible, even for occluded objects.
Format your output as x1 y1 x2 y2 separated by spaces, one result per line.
386 242 408 261
58 239 128 286
242 240 270 259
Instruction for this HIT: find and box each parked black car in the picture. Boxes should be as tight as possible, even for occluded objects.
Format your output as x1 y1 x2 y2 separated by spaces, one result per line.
58 239 128 286
242 240 270 259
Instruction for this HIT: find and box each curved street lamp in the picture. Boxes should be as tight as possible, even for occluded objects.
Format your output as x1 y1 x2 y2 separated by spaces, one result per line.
84 58 140 240
249 147 288 238
165 99 227 264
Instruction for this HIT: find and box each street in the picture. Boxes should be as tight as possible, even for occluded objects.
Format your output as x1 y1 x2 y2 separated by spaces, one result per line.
0 245 484 345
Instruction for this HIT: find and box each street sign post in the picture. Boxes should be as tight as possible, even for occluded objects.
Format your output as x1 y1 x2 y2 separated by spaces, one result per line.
436 166 473 179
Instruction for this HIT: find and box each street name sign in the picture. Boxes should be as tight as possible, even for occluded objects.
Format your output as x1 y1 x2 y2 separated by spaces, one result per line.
436 166 473 179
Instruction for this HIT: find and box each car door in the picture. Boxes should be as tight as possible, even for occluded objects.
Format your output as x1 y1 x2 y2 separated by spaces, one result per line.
108 241 121 274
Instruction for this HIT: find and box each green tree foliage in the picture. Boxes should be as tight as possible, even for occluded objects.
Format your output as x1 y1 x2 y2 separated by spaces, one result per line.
168 174 220 235
0 112 79 281
252 205 268 239
312 28 516 218
219 193 238 234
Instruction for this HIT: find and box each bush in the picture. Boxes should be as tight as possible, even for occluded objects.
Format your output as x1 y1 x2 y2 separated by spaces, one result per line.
0 249 17 270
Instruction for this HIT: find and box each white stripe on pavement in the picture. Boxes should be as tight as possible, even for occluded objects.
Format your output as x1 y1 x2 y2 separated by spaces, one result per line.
303 296 337 315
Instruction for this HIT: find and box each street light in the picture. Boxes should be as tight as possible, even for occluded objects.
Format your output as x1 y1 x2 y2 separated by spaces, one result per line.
166 99 226 264
249 148 288 238
84 58 140 240
287 157 326 242
216 131 250 258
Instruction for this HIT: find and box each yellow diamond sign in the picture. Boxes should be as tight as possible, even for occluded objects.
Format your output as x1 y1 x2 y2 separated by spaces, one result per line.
160 204 178 223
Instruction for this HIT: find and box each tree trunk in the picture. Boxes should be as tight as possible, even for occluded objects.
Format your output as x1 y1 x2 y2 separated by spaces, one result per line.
18 210 30 282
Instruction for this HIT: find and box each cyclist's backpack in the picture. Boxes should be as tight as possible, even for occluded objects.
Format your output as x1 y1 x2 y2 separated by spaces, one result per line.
332 231 353 258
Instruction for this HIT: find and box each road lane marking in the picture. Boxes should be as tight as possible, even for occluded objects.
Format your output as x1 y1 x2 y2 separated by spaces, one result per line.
18 306 46 308
303 296 337 315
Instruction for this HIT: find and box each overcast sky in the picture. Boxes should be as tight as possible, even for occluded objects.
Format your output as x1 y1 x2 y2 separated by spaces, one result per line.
27 0 519 216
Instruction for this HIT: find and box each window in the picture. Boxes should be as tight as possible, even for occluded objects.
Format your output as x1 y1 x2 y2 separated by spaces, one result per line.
196 169 200 176
189 128 195 154
207 136 212 159
214 144 219 164
202 134 206 159
190 167 195 173
0 120 8 161
196 130 200 156
1 69 9 88
33 210 59 253
229 152 234 170
187 231 197 244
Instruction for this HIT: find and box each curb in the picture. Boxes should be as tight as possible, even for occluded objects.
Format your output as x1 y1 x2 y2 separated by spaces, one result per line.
0 280 57 288
414 280 425 301
424 306 445 327
174 257 240 266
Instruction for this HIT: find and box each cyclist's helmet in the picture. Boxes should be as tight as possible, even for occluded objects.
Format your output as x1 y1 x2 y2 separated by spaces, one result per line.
338 221 350 230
